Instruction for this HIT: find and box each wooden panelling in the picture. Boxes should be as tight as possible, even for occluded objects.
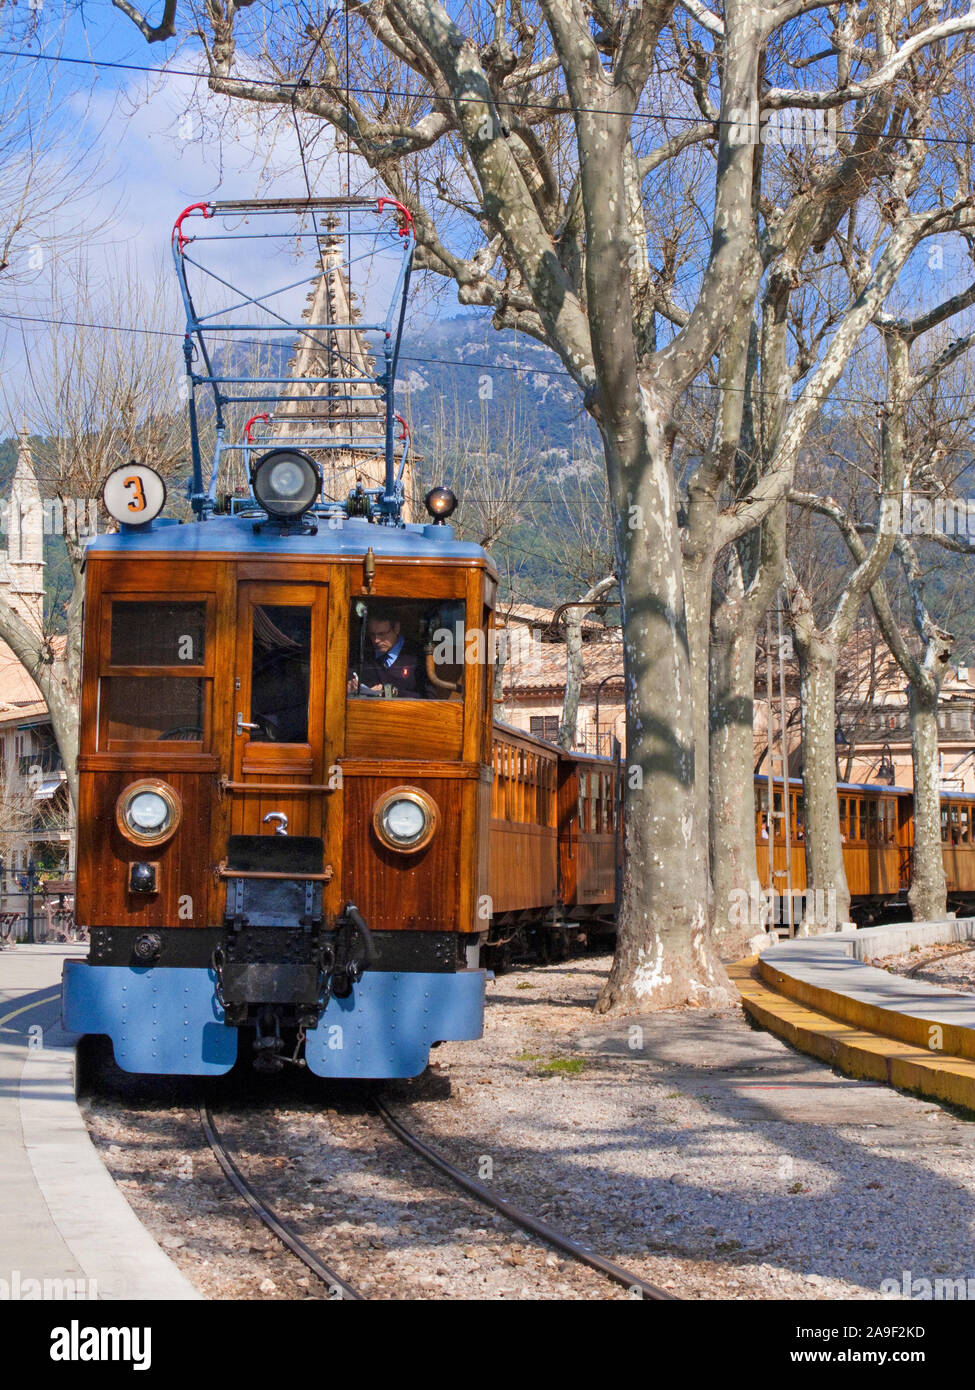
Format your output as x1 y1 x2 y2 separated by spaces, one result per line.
341 774 465 931
489 821 557 913
572 834 617 905
945 846 975 894
76 769 216 928
345 699 463 760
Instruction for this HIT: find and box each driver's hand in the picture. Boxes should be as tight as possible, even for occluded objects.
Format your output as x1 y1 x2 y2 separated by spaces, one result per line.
347 673 359 694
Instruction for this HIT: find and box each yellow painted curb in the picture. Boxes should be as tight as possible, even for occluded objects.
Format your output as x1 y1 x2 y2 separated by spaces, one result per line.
729 959 975 1111
755 953 975 1061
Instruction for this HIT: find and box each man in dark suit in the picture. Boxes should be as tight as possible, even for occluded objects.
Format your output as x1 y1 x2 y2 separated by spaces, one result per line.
350 612 427 697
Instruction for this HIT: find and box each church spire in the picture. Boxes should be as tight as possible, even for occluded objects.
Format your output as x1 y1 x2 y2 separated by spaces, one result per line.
276 219 415 519
1 428 45 632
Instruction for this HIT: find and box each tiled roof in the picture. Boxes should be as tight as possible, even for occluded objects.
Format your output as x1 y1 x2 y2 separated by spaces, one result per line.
504 633 624 693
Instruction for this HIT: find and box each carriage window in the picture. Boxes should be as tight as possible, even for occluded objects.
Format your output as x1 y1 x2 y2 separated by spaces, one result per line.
942 807 950 843
962 807 970 844
856 799 865 840
950 805 961 845
773 791 783 843
348 598 465 701
751 789 767 839
106 678 204 742
794 794 804 842
839 798 847 839
111 602 206 666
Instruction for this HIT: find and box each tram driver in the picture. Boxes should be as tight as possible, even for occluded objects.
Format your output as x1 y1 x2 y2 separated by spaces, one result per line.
348 609 428 698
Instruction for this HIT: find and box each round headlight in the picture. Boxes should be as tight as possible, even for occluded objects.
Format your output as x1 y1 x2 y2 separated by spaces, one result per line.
252 448 321 520
372 787 439 854
115 780 182 847
424 485 458 523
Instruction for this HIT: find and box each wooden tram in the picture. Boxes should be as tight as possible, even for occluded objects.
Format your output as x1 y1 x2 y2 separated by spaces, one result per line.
755 776 975 921
487 725 620 962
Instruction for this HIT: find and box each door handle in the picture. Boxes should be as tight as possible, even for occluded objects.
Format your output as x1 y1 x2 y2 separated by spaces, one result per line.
236 712 259 736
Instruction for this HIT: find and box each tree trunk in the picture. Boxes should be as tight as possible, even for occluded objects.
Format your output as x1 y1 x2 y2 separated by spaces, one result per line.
683 547 716 886
596 409 732 1013
796 635 849 928
907 680 947 921
558 610 585 751
710 592 764 957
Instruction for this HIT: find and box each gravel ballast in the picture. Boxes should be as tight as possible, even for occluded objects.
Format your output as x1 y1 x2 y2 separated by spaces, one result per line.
83 951 975 1300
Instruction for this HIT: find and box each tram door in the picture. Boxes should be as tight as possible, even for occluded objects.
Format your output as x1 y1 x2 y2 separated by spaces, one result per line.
231 583 330 840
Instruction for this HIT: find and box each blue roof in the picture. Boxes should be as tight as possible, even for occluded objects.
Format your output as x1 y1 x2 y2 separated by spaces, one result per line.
85 515 495 569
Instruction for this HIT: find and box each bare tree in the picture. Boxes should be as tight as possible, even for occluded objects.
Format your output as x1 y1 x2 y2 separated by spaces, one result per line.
790 294 975 925
114 0 975 1011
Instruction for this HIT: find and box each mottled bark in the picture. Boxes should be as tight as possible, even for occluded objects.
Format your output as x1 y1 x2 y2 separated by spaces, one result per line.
709 592 764 956
795 632 850 928
596 400 732 1013
908 682 946 922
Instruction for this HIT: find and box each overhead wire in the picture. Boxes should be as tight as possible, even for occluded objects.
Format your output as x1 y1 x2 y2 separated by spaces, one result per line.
3 309 975 408
3 45 975 147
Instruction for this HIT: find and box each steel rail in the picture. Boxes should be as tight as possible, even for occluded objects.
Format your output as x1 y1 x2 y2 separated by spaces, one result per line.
371 1095 677 1301
199 1102 362 1301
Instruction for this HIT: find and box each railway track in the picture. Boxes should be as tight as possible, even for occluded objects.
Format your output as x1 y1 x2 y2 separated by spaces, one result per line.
199 1096 675 1301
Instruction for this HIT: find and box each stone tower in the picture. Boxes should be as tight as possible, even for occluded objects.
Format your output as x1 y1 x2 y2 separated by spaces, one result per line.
0 430 45 632
278 224 415 520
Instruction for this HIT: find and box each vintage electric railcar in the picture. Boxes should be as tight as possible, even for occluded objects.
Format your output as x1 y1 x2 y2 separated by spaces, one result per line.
61 509 501 1077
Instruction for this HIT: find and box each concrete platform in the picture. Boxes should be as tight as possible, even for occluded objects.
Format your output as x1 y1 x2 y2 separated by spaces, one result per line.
737 919 975 1111
0 944 201 1299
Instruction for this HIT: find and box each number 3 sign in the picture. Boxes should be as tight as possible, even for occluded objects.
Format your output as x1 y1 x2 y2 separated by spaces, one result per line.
103 464 167 526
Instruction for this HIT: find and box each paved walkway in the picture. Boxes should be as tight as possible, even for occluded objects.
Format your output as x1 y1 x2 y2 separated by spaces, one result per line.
739 922 975 1109
0 944 200 1299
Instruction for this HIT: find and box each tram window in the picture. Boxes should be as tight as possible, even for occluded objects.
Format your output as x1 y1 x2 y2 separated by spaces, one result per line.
105 678 204 742
855 799 865 840
578 771 589 832
110 602 206 667
348 599 465 701
866 799 878 843
950 805 961 845
756 786 770 840
794 795 804 842
942 807 950 843
773 791 783 842
962 807 970 844
249 605 311 743
839 798 847 840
